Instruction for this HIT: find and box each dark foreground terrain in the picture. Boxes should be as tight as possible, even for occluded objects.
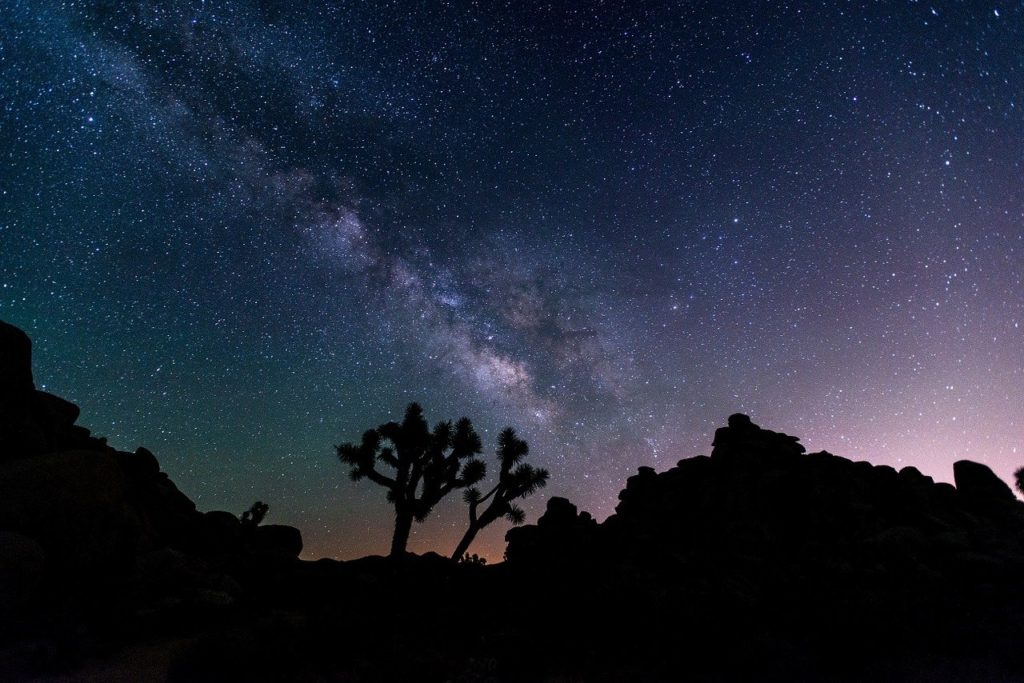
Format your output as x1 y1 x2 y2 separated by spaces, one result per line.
3 318 1024 682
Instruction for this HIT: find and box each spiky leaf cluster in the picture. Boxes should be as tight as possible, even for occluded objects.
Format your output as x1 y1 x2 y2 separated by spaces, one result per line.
466 427 549 529
241 500 269 527
335 403 486 521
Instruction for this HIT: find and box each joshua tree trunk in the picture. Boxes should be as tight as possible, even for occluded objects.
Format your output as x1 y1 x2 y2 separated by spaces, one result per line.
391 506 414 557
451 521 480 560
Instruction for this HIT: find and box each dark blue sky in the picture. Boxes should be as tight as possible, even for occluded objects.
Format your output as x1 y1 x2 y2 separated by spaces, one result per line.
2 1 1022 560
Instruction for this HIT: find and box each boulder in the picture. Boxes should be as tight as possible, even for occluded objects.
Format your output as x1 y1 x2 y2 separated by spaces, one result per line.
898 465 931 484
115 446 161 479
538 497 582 527
711 413 806 460
146 474 199 539
953 460 1015 504
504 497 597 564
197 511 245 556
0 322 36 456
0 320 113 456
253 524 303 558
32 391 81 431
0 321 34 398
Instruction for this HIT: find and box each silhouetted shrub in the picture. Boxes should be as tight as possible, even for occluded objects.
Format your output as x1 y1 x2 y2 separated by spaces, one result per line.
241 501 268 528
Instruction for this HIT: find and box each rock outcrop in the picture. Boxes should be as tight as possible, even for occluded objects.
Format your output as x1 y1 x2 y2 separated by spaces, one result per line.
0 320 304 663
508 413 1024 567
504 496 597 564
6 317 1024 681
0 321 107 457
503 414 1024 677
953 458 1016 505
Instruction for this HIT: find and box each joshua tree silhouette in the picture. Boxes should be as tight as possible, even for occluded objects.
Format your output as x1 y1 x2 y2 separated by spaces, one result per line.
1015 467 1024 497
241 501 269 527
336 403 486 557
453 427 549 560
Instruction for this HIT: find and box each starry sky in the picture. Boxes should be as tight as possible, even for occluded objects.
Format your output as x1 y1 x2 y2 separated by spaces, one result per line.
2 1 1022 561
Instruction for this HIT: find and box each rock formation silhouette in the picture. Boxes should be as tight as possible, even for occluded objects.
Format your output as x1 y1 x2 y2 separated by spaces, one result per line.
508 413 1024 571
0 320 108 457
504 413 1024 678
5 318 1024 681
0 320 303 677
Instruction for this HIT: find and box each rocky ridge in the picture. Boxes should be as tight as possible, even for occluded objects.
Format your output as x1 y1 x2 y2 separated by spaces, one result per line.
502 413 1024 678
0 320 303 676
4 319 1024 680
508 413 1024 568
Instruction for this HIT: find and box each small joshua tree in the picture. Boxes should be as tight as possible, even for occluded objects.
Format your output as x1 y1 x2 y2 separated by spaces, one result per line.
1015 467 1024 497
452 427 549 560
336 403 486 557
242 501 269 527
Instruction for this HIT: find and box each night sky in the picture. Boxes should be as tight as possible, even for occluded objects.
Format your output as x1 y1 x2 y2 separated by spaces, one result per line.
2 1 1022 561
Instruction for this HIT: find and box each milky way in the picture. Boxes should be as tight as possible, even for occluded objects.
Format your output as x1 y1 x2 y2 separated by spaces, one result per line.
2 1 1022 560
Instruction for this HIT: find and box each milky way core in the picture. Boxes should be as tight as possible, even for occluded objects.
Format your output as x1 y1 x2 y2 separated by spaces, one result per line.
2 2 1022 560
